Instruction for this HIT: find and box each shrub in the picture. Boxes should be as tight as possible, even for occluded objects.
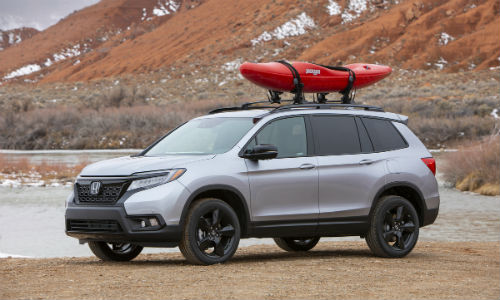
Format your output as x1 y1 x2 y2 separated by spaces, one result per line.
441 134 500 196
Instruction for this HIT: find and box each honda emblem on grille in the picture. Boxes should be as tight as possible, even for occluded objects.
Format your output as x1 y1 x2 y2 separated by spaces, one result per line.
90 181 101 195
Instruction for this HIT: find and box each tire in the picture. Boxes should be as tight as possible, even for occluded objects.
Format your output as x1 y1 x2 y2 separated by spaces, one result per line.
88 242 143 261
179 198 241 265
366 195 420 258
274 237 320 252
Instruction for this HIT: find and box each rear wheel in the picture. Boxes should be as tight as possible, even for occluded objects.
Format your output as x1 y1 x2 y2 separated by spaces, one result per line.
366 195 419 258
88 242 143 261
179 198 241 265
274 237 320 252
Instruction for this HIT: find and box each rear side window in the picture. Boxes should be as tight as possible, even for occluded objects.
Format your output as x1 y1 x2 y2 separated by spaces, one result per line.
311 115 361 155
360 118 407 152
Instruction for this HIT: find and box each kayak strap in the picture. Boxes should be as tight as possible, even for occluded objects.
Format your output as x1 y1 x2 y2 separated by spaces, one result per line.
318 64 356 104
276 60 305 104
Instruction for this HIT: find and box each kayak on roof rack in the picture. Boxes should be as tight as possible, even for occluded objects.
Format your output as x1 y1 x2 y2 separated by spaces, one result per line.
239 61 392 104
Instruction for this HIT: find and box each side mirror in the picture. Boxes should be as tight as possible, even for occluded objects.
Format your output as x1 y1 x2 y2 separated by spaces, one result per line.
241 144 278 160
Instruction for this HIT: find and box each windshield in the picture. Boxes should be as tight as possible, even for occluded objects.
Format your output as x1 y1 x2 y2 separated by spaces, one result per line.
145 117 254 156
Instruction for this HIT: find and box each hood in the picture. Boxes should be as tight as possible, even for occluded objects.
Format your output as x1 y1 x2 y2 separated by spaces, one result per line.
79 155 215 176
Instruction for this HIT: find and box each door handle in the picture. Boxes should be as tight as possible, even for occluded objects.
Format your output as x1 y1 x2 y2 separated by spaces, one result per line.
359 159 374 165
299 163 316 170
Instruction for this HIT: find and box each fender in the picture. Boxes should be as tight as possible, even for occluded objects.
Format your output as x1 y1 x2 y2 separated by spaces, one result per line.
369 181 428 225
179 184 251 234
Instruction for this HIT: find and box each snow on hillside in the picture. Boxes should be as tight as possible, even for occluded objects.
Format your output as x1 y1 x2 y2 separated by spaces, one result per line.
0 31 22 51
52 44 84 62
341 0 370 23
2 43 87 81
153 0 180 16
3 64 41 80
438 32 455 46
326 0 342 16
251 12 316 46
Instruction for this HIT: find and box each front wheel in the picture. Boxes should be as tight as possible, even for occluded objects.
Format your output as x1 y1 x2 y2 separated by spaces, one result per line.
274 237 320 252
365 195 419 258
179 198 241 265
88 242 143 261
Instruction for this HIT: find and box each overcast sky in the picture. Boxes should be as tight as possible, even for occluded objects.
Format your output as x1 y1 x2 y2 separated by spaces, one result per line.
0 0 100 31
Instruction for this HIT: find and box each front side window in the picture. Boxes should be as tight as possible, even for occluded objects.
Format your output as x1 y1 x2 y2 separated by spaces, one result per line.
145 117 254 155
249 116 307 158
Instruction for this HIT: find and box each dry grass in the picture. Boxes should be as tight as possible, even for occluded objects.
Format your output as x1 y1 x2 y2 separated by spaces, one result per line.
0 98 239 150
0 70 498 150
441 134 500 196
0 154 87 181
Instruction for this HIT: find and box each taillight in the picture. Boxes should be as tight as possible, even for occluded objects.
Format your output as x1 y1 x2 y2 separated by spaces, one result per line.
421 157 436 175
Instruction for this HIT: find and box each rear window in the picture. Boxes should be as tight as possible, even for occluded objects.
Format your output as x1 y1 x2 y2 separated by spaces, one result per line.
311 115 361 155
360 118 407 152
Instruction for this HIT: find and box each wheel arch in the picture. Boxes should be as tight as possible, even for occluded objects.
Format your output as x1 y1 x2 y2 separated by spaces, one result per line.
370 181 427 226
180 185 251 236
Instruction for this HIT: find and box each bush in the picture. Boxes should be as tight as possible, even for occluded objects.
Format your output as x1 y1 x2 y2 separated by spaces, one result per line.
441 134 500 196
0 99 234 149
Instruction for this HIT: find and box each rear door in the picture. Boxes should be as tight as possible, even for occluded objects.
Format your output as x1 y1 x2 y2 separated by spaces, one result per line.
244 116 319 235
311 114 388 235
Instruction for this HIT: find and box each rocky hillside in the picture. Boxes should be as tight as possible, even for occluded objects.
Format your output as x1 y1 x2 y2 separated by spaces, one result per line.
0 0 498 84
0 27 39 52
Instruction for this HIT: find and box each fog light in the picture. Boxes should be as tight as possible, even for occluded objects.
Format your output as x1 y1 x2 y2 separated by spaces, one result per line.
149 218 159 227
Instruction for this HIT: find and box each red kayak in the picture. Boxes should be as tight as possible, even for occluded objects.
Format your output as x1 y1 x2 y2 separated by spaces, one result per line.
239 61 391 93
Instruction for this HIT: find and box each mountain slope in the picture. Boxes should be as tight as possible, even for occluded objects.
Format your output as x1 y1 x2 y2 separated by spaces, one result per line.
300 0 500 71
0 0 182 81
0 0 498 84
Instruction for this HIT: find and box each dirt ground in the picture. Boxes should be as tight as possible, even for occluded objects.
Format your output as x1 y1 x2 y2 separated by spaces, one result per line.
1 241 499 299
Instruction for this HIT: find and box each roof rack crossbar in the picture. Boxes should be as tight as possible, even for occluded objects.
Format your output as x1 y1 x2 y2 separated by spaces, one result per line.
270 103 384 113
209 101 280 114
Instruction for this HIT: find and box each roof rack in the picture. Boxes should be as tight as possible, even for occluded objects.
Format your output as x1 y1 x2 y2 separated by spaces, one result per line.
208 101 383 114
270 103 384 113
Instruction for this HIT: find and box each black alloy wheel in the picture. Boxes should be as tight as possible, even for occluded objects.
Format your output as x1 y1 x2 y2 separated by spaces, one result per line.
88 241 143 261
274 237 320 252
382 205 417 250
366 195 420 258
179 198 240 265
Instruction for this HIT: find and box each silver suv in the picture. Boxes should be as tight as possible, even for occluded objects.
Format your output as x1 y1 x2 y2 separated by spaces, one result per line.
65 103 439 265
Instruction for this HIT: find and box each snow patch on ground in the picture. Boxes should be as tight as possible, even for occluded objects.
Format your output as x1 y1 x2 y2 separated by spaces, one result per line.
53 44 81 62
434 57 448 70
491 108 499 119
8 32 14 44
3 64 41 80
251 12 315 46
438 32 455 46
326 0 342 16
0 172 73 188
341 0 369 23
152 0 180 16
0 252 31 259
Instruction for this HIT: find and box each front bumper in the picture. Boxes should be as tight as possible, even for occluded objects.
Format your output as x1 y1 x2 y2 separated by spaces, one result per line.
65 205 181 247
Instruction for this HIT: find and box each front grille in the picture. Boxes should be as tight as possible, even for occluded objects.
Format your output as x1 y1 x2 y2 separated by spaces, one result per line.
67 219 122 232
76 180 128 204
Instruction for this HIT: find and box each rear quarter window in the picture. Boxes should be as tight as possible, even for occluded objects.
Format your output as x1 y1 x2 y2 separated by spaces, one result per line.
360 117 408 152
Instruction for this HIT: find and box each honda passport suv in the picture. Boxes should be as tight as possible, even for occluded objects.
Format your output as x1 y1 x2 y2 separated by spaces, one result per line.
65 103 439 265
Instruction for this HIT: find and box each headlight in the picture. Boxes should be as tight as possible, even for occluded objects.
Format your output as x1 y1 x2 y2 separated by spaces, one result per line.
127 169 186 191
